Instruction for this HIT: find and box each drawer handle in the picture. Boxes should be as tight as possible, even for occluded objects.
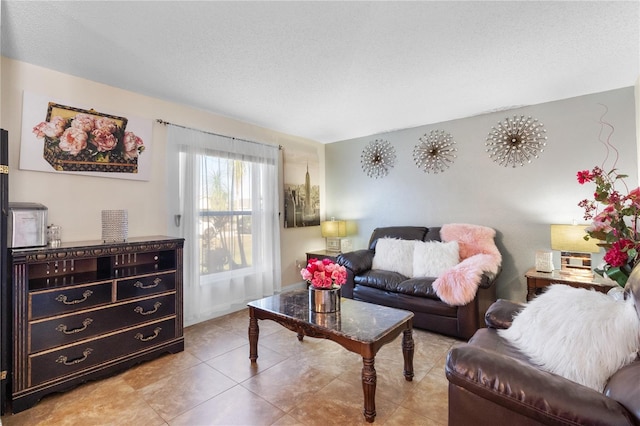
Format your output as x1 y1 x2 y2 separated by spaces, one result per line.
134 302 162 316
134 327 162 342
56 318 93 335
134 277 162 289
56 348 93 366
55 290 93 305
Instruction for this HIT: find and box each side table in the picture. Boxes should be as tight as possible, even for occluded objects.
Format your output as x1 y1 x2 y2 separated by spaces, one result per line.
524 268 617 301
306 250 339 263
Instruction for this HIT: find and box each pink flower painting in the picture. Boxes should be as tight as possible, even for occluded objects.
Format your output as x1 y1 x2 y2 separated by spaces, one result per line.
32 103 145 173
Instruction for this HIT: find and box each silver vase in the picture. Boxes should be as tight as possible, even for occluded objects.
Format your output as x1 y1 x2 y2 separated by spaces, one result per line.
308 287 341 312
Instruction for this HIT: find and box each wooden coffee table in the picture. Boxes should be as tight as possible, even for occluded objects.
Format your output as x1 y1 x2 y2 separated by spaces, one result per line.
248 289 414 423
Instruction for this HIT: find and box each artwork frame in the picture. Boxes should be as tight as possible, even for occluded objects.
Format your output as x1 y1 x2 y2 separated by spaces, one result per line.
20 91 152 181
283 146 320 228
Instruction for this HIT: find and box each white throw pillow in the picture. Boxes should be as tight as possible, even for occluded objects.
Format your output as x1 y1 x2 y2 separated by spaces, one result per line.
372 238 415 277
498 284 640 392
412 240 459 277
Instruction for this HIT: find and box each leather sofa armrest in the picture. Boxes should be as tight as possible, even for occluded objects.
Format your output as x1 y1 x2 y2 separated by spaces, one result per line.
446 345 636 425
605 359 640 423
337 249 374 275
478 265 501 289
484 299 525 329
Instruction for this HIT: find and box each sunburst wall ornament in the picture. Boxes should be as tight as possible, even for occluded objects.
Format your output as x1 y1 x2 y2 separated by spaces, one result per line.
360 139 396 179
413 129 457 174
486 115 548 167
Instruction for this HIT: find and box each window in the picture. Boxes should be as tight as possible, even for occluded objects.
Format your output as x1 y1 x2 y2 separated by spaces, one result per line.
167 123 281 326
194 155 253 274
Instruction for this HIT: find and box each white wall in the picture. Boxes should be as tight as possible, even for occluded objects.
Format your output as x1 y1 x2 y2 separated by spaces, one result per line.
325 87 638 302
0 57 323 290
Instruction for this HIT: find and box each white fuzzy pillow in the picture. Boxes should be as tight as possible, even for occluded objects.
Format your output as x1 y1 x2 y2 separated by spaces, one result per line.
372 238 416 277
499 284 640 392
412 240 459 277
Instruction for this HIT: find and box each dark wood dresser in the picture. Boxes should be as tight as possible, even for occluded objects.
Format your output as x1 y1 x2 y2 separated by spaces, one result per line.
7 236 184 413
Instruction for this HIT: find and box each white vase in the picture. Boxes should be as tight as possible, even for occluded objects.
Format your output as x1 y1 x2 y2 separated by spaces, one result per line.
607 286 625 301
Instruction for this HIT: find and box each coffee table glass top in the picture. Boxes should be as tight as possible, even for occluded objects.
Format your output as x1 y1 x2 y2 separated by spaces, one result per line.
248 289 413 343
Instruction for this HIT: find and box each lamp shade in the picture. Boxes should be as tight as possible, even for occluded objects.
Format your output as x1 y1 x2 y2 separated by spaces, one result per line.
550 224 600 253
321 220 347 238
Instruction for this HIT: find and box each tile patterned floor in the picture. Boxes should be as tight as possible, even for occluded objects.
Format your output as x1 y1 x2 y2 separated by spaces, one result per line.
1 308 458 425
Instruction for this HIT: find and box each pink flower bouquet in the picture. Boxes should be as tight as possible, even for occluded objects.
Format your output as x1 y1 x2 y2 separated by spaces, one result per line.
301 258 347 289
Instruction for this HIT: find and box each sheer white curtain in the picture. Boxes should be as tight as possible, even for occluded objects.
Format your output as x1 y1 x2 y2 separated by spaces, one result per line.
166 125 281 326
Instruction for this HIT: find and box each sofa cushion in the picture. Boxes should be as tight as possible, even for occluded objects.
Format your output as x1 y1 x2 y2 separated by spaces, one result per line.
354 285 457 317
396 277 440 299
355 270 407 292
413 240 459 277
498 284 640 392
372 238 415 277
355 272 440 300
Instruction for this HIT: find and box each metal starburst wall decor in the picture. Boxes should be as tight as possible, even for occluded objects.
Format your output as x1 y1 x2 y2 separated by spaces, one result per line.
413 129 457 174
360 139 396 179
486 115 548 167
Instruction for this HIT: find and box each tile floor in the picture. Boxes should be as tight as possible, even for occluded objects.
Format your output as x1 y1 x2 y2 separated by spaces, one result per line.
1 308 459 425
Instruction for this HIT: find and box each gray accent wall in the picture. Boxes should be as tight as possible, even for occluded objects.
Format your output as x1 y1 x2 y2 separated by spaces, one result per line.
325 87 637 302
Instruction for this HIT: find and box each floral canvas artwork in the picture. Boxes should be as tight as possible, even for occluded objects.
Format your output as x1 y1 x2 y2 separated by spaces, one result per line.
20 91 152 181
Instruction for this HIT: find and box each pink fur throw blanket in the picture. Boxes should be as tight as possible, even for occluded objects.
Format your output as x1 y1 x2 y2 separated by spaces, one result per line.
433 223 502 306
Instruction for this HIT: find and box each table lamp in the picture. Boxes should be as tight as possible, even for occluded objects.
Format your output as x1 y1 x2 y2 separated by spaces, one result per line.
550 224 600 276
321 218 347 253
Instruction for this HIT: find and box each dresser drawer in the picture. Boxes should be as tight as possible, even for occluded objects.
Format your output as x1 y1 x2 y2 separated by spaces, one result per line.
29 293 176 353
30 282 113 320
29 317 177 387
117 272 175 300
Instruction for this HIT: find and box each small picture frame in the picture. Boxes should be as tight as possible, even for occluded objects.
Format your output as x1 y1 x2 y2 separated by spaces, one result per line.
535 250 554 272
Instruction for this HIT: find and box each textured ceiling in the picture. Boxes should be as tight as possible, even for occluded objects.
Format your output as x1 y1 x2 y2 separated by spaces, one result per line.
1 1 639 143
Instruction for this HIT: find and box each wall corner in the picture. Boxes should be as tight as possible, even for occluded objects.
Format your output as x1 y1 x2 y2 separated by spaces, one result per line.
636 75 640 185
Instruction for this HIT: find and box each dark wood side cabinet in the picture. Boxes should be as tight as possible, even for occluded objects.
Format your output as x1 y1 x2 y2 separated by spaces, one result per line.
305 250 338 263
7 236 184 413
524 267 615 301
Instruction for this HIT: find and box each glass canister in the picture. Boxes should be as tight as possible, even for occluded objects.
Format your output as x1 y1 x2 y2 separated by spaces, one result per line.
47 224 61 247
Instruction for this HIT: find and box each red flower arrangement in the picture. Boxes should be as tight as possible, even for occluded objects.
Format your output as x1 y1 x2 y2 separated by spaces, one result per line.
577 167 640 287
300 258 347 289
576 105 640 287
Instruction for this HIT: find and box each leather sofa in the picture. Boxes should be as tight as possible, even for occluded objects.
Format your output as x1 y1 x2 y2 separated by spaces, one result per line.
445 282 640 425
336 226 500 340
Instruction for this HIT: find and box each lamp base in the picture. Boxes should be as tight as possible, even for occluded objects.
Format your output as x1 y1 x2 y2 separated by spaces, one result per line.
325 238 353 253
326 238 341 253
559 251 592 275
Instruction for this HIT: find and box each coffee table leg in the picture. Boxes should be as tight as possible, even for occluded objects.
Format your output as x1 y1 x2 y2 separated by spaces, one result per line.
402 328 414 381
362 357 376 422
248 313 259 363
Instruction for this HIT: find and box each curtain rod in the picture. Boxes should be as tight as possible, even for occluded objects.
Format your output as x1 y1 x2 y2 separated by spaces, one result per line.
156 119 282 150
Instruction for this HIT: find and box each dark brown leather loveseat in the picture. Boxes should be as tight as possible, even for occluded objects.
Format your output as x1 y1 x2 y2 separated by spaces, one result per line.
336 226 500 340
445 279 640 425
